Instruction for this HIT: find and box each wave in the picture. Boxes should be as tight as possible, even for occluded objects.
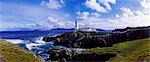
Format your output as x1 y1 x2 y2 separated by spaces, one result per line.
2 36 85 60
2 39 25 44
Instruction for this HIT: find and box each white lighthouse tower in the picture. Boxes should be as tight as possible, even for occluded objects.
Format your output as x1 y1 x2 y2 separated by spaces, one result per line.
75 19 79 30
75 19 96 32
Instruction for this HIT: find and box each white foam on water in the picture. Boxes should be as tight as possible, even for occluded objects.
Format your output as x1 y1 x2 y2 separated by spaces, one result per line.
34 37 45 44
25 43 43 50
25 37 47 50
3 39 24 44
1 37 47 51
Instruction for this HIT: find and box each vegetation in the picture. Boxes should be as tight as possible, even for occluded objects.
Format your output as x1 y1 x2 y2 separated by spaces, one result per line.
81 38 150 62
0 40 41 62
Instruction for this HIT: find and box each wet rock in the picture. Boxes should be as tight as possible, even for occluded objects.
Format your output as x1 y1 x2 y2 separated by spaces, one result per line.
42 36 56 42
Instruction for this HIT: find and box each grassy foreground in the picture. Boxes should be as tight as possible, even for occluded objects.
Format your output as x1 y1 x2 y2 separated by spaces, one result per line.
81 38 150 62
0 40 41 62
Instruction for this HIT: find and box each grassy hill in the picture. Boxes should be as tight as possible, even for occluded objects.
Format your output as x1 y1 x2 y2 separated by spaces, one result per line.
81 38 150 62
0 40 41 62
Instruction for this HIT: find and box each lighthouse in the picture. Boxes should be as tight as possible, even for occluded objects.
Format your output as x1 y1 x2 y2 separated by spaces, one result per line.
75 19 96 32
75 19 79 30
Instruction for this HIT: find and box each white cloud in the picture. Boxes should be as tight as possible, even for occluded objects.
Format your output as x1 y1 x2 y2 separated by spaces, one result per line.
48 17 64 27
91 12 101 17
76 11 90 20
41 0 64 9
120 7 134 17
140 0 150 9
38 0 150 30
76 5 150 30
116 14 120 18
47 17 74 28
0 2 73 31
113 15 150 29
98 0 116 10
48 17 58 22
139 0 150 15
110 0 150 29
76 11 101 20
84 0 108 13
1 0 149 31
22 16 74 30
81 0 149 30
77 15 150 30
99 0 116 4
84 0 116 13
134 10 144 16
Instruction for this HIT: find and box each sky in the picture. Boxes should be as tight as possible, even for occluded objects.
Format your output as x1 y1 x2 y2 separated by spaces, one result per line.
0 0 150 31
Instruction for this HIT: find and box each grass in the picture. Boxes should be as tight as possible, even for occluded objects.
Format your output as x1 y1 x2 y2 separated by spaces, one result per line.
0 40 41 62
81 38 150 62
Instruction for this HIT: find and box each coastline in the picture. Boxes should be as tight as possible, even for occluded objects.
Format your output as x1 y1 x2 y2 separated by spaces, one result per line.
0 26 150 62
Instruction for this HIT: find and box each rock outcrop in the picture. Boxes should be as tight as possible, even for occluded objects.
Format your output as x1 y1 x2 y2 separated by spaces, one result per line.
45 38 150 62
42 26 150 61
45 47 84 61
43 26 150 48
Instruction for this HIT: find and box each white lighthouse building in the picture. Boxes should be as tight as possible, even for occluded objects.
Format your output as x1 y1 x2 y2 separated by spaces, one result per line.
75 20 96 32
75 19 79 30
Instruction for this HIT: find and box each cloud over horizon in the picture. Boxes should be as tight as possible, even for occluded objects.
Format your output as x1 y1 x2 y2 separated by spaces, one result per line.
0 0 150 31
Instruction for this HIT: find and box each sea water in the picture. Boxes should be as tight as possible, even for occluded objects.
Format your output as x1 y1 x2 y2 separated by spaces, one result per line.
0 30 73 59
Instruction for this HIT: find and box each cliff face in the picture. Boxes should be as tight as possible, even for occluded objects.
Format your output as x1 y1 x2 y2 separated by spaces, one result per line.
0 40 41 62
42 26 150 62
43 26 150 48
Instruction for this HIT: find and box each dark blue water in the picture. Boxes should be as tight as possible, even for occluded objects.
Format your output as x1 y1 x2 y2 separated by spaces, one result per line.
0 30 74 60
0 30 74 40
0 29 104 60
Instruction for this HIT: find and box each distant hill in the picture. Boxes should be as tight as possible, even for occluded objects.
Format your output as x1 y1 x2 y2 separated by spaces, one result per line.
51 28 111 32
51 28 75 30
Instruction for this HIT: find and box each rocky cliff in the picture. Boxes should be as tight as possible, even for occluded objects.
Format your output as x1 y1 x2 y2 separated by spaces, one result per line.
43 26 150 48
42 26 150 62
45 38 150 62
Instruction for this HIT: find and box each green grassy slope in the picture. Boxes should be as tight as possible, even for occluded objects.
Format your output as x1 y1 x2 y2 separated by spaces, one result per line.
0 40 41 62
81 38 150 62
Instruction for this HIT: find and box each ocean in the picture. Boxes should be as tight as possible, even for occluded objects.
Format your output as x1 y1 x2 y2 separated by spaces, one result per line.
0 30 74 59
0 30 106 60
0 30 74 40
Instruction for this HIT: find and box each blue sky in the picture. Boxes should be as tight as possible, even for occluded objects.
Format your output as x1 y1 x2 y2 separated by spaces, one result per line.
0 0 150 31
